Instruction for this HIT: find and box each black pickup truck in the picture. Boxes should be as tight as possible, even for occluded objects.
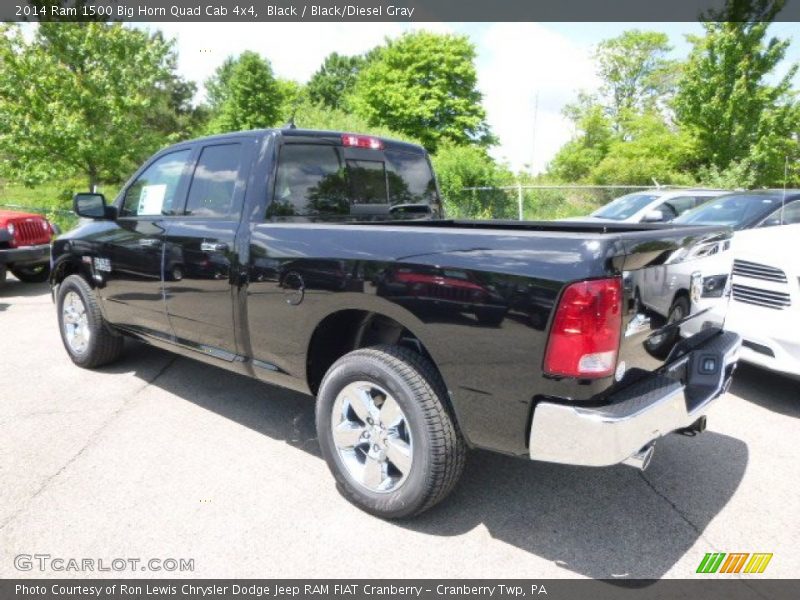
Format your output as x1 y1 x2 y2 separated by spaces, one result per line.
51 129 741 518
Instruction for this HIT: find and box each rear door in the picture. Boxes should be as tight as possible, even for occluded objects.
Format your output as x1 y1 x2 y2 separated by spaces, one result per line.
162 139 252 358
101 148 193 337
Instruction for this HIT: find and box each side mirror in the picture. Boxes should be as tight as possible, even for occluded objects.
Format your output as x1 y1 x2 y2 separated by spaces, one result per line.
642 209 666 223
73 193 114 219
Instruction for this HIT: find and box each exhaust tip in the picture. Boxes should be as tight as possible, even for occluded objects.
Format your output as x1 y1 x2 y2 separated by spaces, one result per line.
622 444 655 471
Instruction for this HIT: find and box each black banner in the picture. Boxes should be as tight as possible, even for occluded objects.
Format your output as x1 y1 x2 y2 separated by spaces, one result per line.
3 580 800 600
3 0 800 22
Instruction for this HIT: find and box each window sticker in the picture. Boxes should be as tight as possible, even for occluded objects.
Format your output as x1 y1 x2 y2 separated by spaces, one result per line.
138 184 167 216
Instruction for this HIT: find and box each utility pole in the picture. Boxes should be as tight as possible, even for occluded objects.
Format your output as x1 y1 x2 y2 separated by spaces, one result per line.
531 91 539 176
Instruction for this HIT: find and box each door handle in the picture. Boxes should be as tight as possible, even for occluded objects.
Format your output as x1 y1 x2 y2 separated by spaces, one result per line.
139 238 161 247
200 241 229 253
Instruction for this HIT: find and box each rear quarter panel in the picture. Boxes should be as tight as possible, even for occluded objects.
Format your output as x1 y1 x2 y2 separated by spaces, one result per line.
244 223 626 455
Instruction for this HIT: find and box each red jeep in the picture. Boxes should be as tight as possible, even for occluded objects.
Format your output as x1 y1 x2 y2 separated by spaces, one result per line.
0 209 56 283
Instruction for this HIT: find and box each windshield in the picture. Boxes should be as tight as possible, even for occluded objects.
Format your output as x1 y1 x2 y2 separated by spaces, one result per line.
592 193 659 220
674 194 786 230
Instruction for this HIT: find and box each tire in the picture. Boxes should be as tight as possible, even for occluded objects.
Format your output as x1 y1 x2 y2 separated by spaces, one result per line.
11 263 50 283
57 274 124 368
316 344 466 519
0 265 6 284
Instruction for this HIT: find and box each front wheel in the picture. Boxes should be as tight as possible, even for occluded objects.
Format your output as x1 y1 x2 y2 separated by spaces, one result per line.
57 274 124 368
316 345 466 519
11 263 50 283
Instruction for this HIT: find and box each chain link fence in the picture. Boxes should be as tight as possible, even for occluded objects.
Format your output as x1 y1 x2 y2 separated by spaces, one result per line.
3 185 697 229
443 185 664 221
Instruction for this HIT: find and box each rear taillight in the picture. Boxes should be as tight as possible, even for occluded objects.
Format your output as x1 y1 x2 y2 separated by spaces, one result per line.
544 277 623 378
341 133 383 150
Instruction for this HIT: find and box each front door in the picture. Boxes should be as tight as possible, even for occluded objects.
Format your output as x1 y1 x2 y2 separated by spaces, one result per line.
100 148 193 338
162 140 251 358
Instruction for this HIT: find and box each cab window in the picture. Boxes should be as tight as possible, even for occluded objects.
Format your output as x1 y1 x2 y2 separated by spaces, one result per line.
121 150 192 217
269 144 348 217
184 143 244 218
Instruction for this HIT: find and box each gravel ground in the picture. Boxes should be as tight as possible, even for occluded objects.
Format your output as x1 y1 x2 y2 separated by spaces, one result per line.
1 276 798 579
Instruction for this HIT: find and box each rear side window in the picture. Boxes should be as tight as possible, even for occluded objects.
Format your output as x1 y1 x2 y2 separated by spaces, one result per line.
658 196 695 218
122 150 191 217
270 144 347 217
268 143 437 219
385 149 437 207
185 143 244 218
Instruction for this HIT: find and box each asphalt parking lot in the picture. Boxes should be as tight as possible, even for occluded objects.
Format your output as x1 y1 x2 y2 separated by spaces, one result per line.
1 276 799 580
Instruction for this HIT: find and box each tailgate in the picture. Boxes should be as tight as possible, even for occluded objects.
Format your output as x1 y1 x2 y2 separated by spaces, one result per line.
616 226 734 379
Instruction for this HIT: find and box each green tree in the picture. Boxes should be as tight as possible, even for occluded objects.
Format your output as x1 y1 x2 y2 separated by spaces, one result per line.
275 78 305 124
205 51 282 134
431 143 513 218
595 30 677 132
289 98 415 142
548 96 614 182
205 56 236 111
144 32 208 142
307 52 367 110
548 29 684 184
590 111 696 185
674 0 800 185
0 23 182 189
349 32 493 152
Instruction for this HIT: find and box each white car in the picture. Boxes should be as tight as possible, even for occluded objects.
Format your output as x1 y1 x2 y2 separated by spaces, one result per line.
632 234 733 355
723 224 800 379
577 189 728 224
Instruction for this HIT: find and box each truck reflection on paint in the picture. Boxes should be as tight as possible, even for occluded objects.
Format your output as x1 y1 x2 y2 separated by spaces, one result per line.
375 265 508 326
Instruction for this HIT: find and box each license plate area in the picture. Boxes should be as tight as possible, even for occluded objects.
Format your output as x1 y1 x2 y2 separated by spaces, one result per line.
683 331 741 412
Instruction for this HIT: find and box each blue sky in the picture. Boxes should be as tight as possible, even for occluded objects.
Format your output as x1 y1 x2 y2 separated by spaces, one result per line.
148 21 800 173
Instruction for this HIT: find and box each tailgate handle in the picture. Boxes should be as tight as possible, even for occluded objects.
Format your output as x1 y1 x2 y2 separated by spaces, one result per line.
201 241 228 253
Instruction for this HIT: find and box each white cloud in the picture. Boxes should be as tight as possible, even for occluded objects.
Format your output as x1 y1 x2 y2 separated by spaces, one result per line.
146 22 595 173
149 22 452 94
477 23 601 174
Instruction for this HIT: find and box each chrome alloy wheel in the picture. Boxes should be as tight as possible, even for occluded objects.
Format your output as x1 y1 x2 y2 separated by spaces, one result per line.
331 381 414 493
62 291 90 354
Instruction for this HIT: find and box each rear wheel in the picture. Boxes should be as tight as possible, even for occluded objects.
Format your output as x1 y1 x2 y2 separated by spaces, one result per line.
57 274 124 368
11 263 50 283
316 345 466 519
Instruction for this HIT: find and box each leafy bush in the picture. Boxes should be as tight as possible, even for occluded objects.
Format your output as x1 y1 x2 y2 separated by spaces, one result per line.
430 143 513 218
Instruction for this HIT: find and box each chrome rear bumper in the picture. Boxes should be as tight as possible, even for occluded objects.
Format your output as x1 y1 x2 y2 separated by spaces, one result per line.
529 331 741 467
